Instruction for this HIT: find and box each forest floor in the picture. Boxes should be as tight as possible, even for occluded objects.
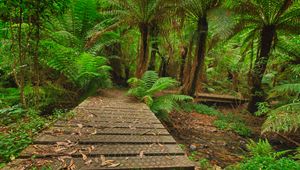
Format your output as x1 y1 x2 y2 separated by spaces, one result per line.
164 104 299 169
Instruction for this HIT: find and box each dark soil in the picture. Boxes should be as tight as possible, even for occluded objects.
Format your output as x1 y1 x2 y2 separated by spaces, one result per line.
163 104 300 168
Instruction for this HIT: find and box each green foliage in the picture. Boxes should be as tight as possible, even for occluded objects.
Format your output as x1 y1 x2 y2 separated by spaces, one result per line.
128 71 177 98
0 109 46 162
246 139 274 157
238 156 300 170
261 83 300 133
41 40 111 90
0 108 73 163
0 88 20 107
151 94 193 120
255 102 270 116
228 140 300 170
213 113 251 137
127 71 192 119
0 105 25 125
198 158 213 170
269 83 300 99
180 102 221 116
262 102 300 133
0 131 31 162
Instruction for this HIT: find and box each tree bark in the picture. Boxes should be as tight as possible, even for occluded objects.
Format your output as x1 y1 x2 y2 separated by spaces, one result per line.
248 25 275 113
18 1 26 107
179 45 188 84
159 56 168 77
182 17 208 96
33 1 41 107
136 23 150 78
148 25 159 71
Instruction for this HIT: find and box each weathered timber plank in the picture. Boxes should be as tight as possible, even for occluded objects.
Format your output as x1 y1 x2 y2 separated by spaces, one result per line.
6 156 194 170
53 121 165 129
34 134 177 144
20 144 184 158
75 113 158 120
43 127 170 135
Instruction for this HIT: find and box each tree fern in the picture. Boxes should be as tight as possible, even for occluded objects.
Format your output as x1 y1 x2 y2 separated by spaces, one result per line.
40 40 111 90
128 71 192 119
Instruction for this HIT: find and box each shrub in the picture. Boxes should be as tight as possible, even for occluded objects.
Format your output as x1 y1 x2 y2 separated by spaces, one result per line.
181 102 221 116
127 71 192 120
213 113 251 137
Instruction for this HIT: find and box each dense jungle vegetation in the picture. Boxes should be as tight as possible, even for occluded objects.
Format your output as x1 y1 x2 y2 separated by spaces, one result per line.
0 0 299 169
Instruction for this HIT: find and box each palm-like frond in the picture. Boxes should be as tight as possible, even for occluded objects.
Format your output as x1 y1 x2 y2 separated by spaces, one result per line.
86 0 177 47
269 83 300 99
262 102 300 133
151 94 193 120
127 71 192 119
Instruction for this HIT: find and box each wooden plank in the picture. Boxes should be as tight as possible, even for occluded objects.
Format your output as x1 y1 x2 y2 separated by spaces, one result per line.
55 119 162 125
43 127 170 136
7 156 194 170
34 134 177 144
20 144 184 158
53 121 165 129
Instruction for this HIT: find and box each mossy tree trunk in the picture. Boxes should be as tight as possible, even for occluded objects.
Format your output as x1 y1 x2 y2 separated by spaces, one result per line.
248 25 276 113
182 16 208 96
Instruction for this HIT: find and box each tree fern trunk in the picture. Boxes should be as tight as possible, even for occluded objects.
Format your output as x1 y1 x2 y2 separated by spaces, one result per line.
136 24 150 78
149 25 159 71
179 45 188 84
248 25 275 113
182 17 208 96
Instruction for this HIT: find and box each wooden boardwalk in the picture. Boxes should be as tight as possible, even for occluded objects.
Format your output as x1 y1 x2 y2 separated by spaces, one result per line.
6 90 194 170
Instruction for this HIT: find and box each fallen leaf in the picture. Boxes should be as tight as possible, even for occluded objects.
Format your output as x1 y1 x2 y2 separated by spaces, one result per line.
77 124 83 128
108 163 120 167
94 158 99 163
68 149 78 155
54 147 66 153
79 151 88 161
139 150 144 159
67 159 76 170
91 129 97 135
56 142 69 147
100 155 105 164
85 159 92 165
58 157 67 168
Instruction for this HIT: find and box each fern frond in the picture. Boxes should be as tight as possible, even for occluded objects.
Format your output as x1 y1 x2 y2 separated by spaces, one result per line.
141 71 159 90
151 94 193 120
262 102 300 133
269 83 300 99
146 77 179 96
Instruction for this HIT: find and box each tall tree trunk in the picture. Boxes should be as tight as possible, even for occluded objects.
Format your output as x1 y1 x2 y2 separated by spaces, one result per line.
182 36 194 89
182 17 208 96
179 45 188 84
18 1 26 107
33 1 41 107
159 56 168 77
136 24 150 78
248 25 275 113
149 25 159 71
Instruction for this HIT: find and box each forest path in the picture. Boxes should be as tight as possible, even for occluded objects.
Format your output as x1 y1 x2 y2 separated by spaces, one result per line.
5 89 194 170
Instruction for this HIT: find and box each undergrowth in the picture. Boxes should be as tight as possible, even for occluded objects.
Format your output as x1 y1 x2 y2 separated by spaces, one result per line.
181 102 251 137
226 139 300 170
0 107 74 165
